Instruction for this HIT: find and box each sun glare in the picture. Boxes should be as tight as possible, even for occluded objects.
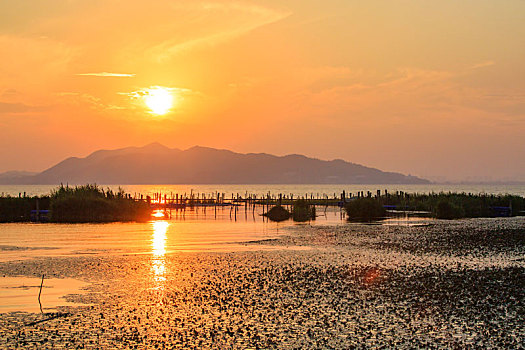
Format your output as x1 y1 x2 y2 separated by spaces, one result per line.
143 87 173 115
152 210 166 218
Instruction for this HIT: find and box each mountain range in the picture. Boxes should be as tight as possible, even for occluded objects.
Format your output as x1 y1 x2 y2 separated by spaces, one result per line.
0 143 430 184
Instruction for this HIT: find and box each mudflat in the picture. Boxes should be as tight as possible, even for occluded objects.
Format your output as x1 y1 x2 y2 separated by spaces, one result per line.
0 218 523 348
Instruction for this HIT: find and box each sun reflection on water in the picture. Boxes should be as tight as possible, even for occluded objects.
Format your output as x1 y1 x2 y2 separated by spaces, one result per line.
151 221 169 284
152 221 168 256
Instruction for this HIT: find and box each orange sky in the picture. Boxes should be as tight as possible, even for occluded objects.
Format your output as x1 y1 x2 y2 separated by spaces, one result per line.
1 0 524 181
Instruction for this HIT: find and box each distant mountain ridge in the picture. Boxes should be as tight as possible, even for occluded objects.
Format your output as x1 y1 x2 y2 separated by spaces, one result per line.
0 143 430 184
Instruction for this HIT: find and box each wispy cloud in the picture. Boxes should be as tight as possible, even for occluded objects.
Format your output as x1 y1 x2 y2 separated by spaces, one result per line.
76 72 136 77
150 3 291 60
470 61 495 70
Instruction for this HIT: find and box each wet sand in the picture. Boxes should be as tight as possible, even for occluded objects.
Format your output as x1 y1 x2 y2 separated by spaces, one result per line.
0 218 523 348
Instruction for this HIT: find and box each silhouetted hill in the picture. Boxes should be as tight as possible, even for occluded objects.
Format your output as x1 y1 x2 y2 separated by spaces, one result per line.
0 171 38 184
0 144 430 184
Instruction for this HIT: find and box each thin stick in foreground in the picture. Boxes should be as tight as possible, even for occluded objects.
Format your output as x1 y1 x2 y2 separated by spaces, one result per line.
38 274 44 314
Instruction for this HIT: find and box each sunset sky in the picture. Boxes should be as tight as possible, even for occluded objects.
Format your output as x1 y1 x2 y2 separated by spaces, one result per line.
1 0 524 182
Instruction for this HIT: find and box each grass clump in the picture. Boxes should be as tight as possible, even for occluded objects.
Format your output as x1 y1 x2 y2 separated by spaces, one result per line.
50 184 151 223
345 198 386 222
292 199 316 222
263 205 291 222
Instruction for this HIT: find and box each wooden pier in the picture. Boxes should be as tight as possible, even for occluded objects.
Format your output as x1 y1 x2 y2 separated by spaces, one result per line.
136 188 411 210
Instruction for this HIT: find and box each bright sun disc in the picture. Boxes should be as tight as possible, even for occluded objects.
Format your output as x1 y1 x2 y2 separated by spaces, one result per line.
143 87 173 115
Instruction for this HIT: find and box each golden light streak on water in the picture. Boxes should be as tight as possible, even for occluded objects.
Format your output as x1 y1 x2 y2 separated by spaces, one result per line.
151 221 169 284
152 221 168 256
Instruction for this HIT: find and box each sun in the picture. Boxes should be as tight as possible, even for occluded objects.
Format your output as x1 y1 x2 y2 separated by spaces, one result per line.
143 87 173 115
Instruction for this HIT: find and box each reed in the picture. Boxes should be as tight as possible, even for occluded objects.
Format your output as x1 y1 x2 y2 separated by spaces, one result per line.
434 199 465 219
344 198 386 221
377 192 524 218
292 199 316 222
0 196 50 222
49 184 151 223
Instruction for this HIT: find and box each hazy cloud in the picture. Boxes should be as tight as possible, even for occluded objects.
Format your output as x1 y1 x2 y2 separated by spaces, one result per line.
0 102 44 114
1 89 19 97
0 102 31 113
56 92 111 111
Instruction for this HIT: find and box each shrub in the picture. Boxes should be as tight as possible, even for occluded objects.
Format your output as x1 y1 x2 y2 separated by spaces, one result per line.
263 205 291 222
